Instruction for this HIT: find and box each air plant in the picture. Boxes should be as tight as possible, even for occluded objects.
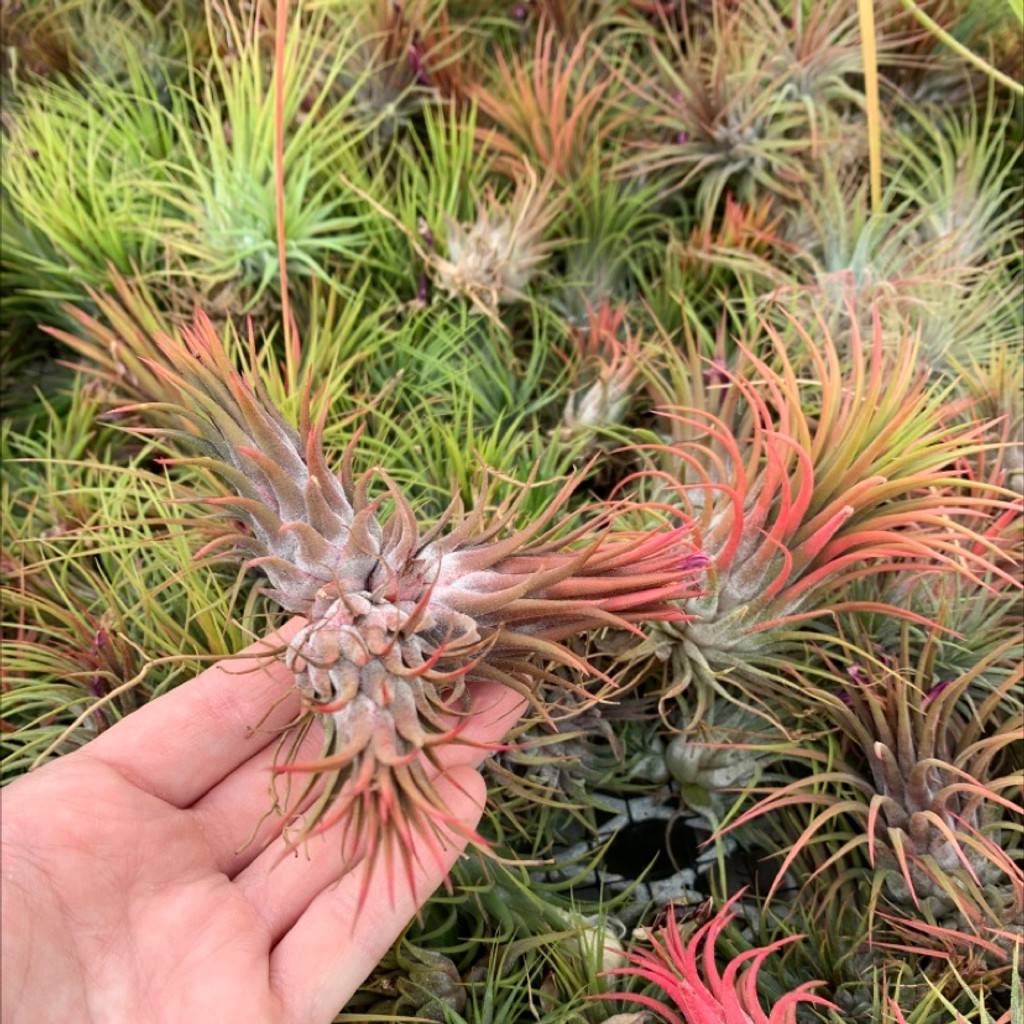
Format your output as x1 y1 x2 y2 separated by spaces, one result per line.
432 165 559 317
40 274 181 410
553 167 667 323
362 934 467 1020
880 943 1021 1024
354 842 637 1019
629 303 1012 722
0 1 391 332
0 381 280 778
751 879 1017 1023
486 685 672 856
117 309 706 897
879 94 1021 370
1 40 176 310
339 152 561 323
451 853 631 1008
331 0 473 137
777 89 1023 370
954 346 1024 499
843 502 1023 731
614 0 857 229
664 699 785 829
894 97 1023 275
474 22 621 181
560 302 644 448
156 3 379 316
776 163 927 331
43 270 385 433
434 925 599 1024
719 618 1024 967
593 891 836 1023
2 0 196 84
661 194 785 311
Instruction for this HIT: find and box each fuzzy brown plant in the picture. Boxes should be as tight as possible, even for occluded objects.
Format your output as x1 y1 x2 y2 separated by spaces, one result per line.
119 309 707 900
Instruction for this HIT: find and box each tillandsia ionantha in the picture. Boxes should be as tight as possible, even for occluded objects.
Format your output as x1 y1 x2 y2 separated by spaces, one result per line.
628 304 1017 723
473 21 620 183
720 617 1023 969
123 310 707 898
334 159 559 328
560 301 644 448
431 164 558 318
591 890 837 1024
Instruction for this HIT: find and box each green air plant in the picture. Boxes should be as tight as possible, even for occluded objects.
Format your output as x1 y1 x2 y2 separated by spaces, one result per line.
891 95 1023 281
664 698 786 830
354 100 501 303
954 346 1024 499
0 381 282 778
552 167 667 324
630 303 1012 723
1 39 176 314
361 933 467 1020
0 0 198 88
485 686 672 855
117 310 708 899
154 2 379 316
436 853 633 1014
0 0 391 333
613 0 863 231
777 88 1023 372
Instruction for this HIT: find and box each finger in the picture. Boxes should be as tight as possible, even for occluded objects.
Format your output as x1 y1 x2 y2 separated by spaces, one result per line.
187 714 327 876
442 679 529 768
183 674 524 877
269 765 487 1024
80 619 306 807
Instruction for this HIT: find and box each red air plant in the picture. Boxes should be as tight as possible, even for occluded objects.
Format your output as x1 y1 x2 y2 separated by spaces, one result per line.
592 891 836 1024
629 306 1016 720
474 23 617 181
124 310 707 895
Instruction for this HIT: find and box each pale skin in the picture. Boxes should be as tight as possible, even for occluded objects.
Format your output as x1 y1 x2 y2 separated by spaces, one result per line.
1 619 527 1024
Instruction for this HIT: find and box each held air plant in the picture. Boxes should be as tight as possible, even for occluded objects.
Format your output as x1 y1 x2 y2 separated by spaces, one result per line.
127 310 708 894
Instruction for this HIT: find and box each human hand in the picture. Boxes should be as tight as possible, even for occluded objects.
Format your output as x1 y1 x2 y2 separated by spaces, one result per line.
1 619 526 1024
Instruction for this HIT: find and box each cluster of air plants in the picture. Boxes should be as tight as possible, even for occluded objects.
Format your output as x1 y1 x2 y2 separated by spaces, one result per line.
2 0 1021 1020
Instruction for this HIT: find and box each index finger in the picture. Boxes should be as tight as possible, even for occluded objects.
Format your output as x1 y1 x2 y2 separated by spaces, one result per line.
77 618 306 807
